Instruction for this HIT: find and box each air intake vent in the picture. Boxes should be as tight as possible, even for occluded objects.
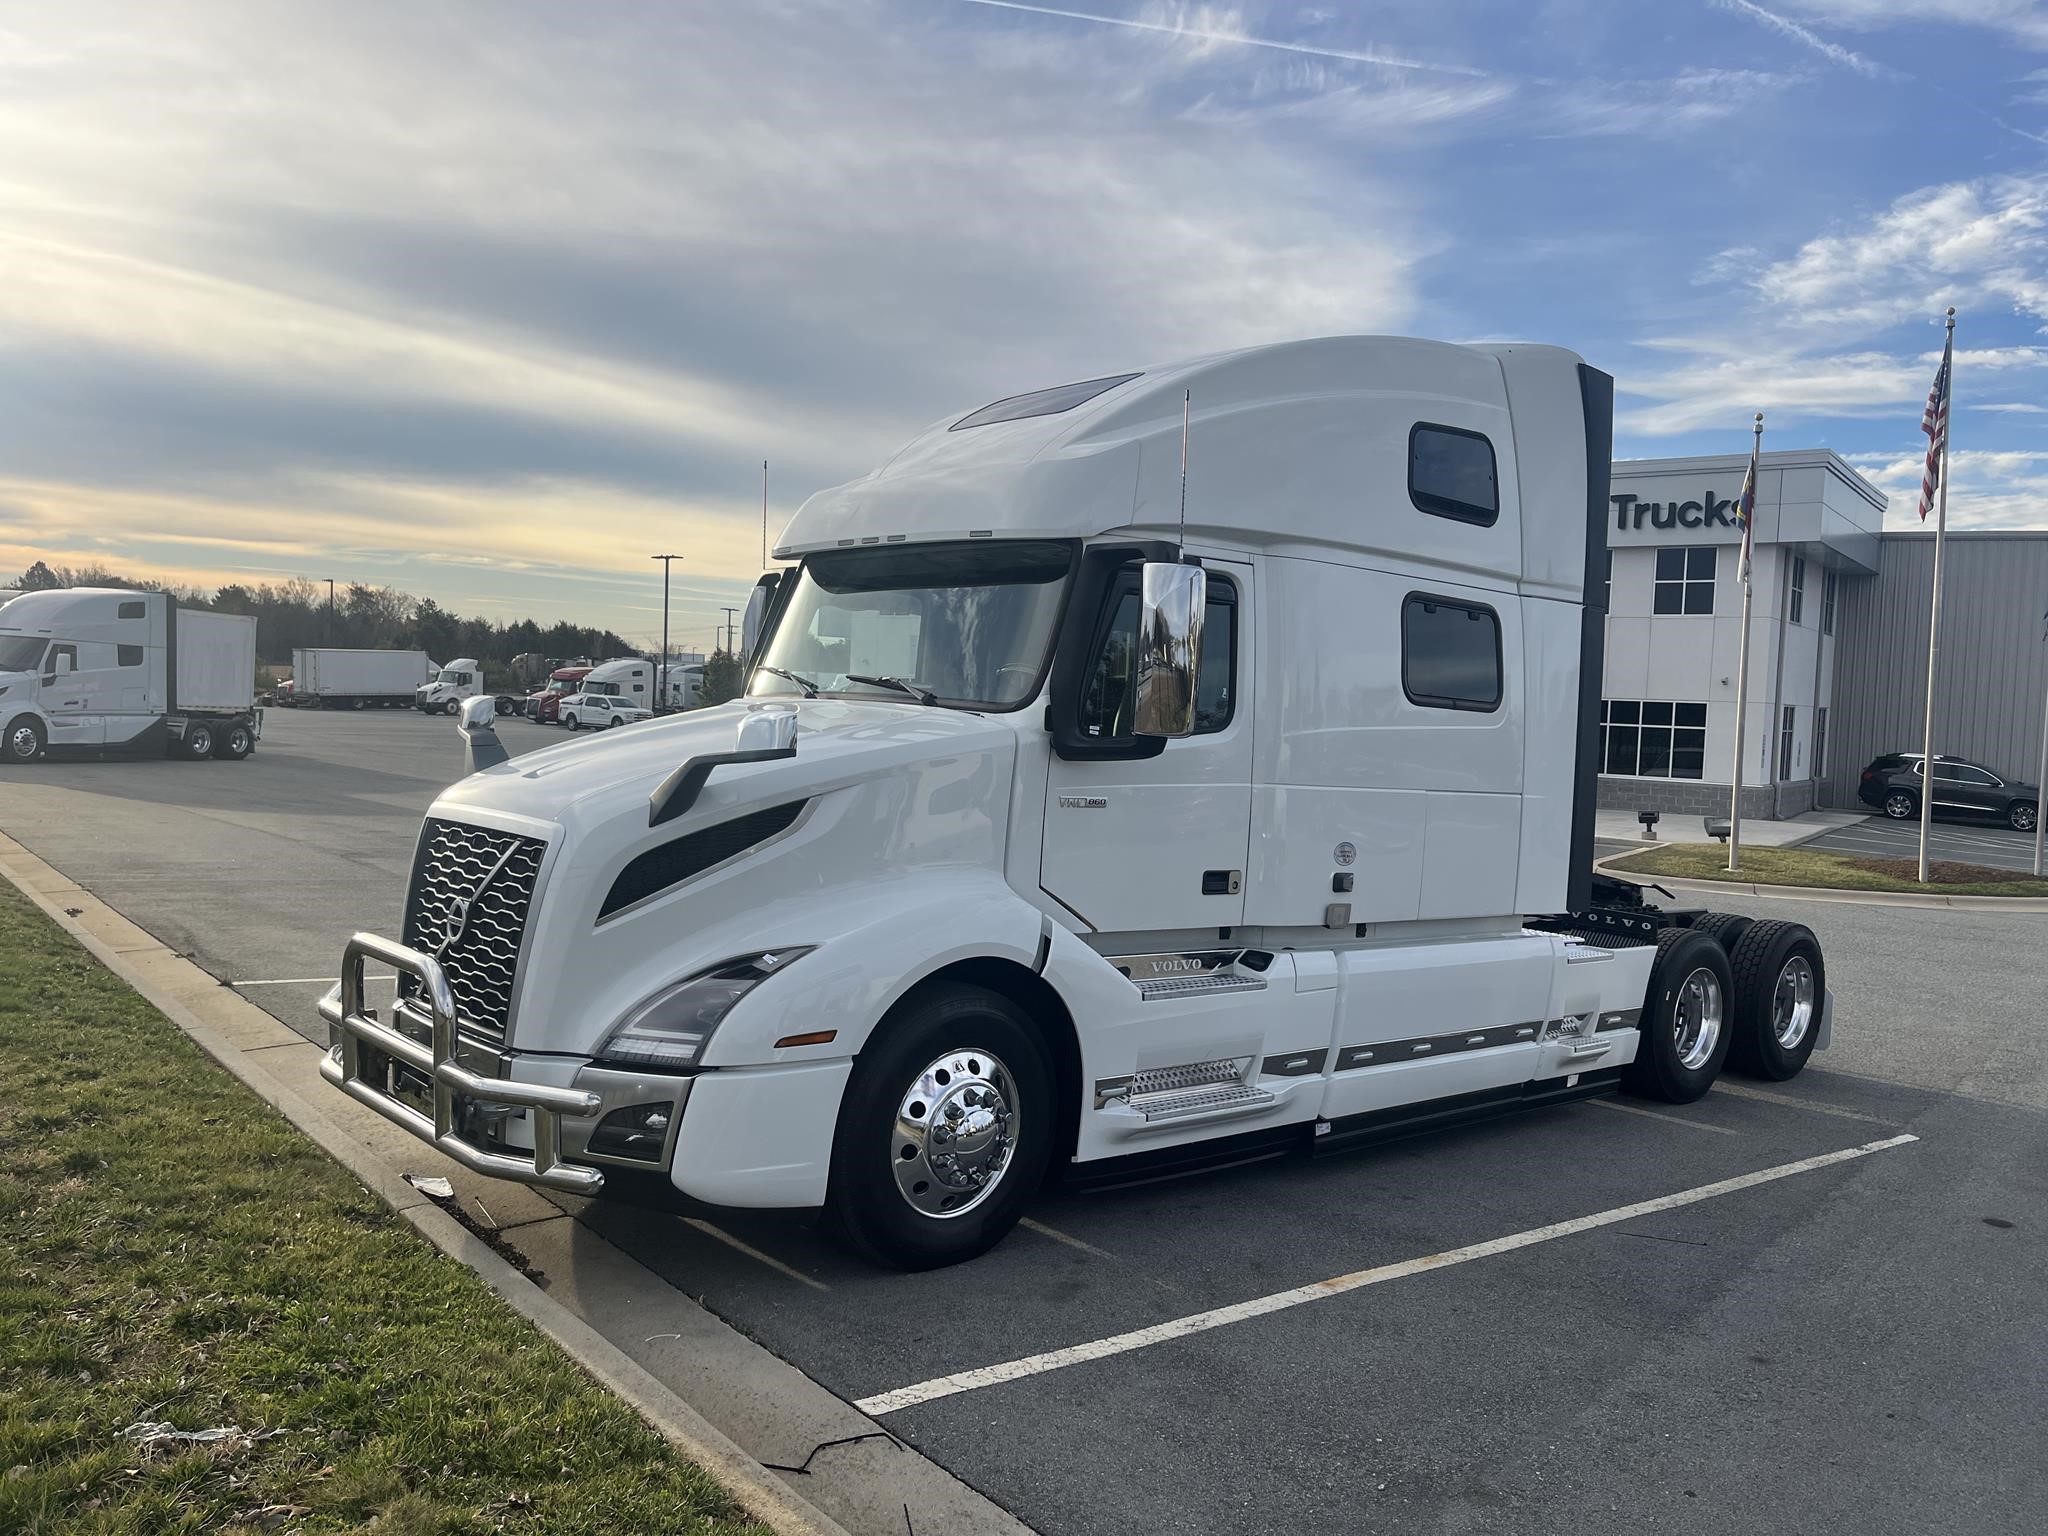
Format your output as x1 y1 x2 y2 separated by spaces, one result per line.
600 801 807 920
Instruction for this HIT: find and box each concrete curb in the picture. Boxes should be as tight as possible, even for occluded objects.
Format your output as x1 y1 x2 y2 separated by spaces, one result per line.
1595 849 2048 912
0 834 854 1536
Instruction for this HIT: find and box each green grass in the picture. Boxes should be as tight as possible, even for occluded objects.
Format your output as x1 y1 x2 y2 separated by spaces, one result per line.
0 884 772 1536
1604 843 2048 898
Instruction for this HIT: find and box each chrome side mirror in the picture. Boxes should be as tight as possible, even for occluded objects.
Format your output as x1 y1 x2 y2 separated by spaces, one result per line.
1132 560 1206 738
458 694 509 774
734 705 798 756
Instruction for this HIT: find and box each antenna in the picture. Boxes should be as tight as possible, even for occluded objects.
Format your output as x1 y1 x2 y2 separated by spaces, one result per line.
761 459 769 569
1178 389 1190 552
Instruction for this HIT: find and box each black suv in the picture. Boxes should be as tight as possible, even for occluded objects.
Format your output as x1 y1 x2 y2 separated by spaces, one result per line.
1857 752 2039 832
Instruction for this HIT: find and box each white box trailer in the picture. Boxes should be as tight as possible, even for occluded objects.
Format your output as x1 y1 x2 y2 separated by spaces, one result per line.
320 336 1835 1269
0 588 260 762
292 647 433 709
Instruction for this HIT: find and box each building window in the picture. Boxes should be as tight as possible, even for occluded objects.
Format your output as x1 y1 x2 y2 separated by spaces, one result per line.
1822 571 1837 636
1779 705 1796 780
1813 706 1828 779
1652 547 1716 615
1601 699 1707 779
1408 424 1499 527
1789 555 1806 625
118 645 144 667
1401 594 1502 711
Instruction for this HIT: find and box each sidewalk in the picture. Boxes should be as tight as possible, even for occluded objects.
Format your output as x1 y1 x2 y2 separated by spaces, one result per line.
1595 807 1867 849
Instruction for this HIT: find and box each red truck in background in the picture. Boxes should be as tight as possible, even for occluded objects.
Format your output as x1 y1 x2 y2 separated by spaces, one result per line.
525 664 592 723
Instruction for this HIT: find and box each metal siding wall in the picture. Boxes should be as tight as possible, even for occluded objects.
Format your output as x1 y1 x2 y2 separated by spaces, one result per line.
1826 534 2048 806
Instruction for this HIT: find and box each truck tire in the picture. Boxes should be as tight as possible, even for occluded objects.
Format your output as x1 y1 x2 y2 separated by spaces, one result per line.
3 716 45 764
214 722 255 760
1623 928 1733 1104
827 983 1053 1270
351 697 367 710
1725 920 1824 1081
444 699 462 717
1690 911 1752 951
181 721 217 760
495 696 515 716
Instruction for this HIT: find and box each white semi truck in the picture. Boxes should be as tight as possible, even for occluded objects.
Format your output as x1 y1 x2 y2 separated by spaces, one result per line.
320 336 1833 1269
414 658 523 717
0 588 260 762
292 647 435 710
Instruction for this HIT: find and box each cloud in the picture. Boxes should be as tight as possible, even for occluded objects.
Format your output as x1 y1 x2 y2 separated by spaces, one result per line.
1618 345 1926 434
1709 0 1892 77
1777 1 2048 49
1845 446 2048 528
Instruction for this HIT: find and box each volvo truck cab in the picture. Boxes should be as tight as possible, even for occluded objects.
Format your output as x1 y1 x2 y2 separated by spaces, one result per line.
321 336 1834 1269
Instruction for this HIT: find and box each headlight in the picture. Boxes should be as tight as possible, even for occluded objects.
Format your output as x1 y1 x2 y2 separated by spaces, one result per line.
596 948 813 1071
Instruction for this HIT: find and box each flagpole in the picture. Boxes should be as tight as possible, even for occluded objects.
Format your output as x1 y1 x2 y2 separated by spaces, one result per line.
1729 411 1763 874
1916 307 1955 884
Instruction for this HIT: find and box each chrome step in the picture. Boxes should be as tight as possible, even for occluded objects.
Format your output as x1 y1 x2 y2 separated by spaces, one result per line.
1131 1081 1276 1122
1136 972 1266 1002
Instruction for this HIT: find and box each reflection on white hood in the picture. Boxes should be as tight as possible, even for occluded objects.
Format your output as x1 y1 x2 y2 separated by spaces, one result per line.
435 698 1017 834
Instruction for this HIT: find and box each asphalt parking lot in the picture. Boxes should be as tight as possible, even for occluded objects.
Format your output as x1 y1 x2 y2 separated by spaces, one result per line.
5 709 2047 1535
1802 814 2044 874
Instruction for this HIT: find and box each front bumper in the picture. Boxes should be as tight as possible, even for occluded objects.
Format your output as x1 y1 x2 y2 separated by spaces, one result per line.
318 932 688 1195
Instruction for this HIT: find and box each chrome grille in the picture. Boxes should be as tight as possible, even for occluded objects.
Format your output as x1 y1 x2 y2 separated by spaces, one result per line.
399 818 546 1040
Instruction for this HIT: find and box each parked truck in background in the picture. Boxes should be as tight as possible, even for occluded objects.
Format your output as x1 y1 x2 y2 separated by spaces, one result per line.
292 647 434 710
1 587 260 762
415 658 523 716
321 336 1835 1270
526 663 594 723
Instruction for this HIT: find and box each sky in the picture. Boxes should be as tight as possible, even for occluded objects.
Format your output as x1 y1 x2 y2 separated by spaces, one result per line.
2 0 2046 653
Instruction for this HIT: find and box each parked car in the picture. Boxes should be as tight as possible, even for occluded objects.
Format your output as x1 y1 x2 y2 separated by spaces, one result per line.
1857 751 2039 831
559 693 650 731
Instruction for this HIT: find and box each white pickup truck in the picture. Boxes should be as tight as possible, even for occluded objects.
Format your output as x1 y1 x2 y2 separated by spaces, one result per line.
321 336 1832 1268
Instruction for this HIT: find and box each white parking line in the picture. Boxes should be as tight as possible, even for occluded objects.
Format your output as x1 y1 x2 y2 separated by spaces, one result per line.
1711 1080 1899 1125
681 1218 831 1292
1019 1217 1118 1260
1586 1097 1740 1136
853 1133 1918 1417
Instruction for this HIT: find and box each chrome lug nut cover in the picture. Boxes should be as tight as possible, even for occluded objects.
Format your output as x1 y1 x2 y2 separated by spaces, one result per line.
891 1049 1018 1219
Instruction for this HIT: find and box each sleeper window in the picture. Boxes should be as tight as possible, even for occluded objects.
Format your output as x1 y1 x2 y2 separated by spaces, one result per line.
1077 574 1236 738
1408 424 1499 527
118 645 144 667
1401 595 1501 711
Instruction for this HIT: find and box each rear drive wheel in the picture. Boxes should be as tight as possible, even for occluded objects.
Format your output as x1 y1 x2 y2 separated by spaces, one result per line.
1883 789 1917 820
827 983 1051 1270
213 722 255 760
2011 801 2038 833
3 716 45 764
351 697 367 710
1623 928 1734 1104
181 722 216 760
496 696 515 716
1726 920 1824 1081
1690 911 1753 951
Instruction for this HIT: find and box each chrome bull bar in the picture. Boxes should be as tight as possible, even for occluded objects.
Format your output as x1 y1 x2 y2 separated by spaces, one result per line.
317 931 605 1194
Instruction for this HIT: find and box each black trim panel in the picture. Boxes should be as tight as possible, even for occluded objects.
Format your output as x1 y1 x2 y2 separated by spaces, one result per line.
1333 1021 1541 1072
609 800 807 916
1569 363 1615 914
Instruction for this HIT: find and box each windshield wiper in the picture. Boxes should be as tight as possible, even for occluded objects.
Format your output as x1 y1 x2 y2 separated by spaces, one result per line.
846 674 937 706
755 665 819 698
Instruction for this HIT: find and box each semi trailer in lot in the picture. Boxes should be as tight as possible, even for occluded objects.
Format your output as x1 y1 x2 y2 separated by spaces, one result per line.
1 587 260 762
321 336 1834 1269
415 658 523 716
291 647 434 710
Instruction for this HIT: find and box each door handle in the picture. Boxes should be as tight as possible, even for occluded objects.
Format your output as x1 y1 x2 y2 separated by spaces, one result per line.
1201 870 1242 895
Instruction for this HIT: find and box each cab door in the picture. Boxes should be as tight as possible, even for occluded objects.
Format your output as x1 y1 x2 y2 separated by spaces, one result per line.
40 644 105 748
1040 557 1253 934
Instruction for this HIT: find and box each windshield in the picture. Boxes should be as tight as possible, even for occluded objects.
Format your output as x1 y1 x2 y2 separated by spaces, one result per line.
0 636 47 671
436 667 463 683
749 541 1073 711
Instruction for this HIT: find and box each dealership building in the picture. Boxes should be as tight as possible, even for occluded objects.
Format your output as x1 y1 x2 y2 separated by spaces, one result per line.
1597 449 2048 820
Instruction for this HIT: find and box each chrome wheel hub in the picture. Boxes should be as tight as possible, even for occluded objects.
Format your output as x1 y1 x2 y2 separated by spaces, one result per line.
1772 954 1816 1050
7 725 35 759
1672 965 1724 1071
892 1049 1017 1219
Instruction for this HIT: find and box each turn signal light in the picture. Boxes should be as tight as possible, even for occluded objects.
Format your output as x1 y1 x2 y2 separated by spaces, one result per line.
774 1029 838 1049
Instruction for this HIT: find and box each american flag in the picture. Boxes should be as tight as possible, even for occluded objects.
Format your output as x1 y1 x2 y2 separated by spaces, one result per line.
1918 334 1952 521
1735 433 1759 582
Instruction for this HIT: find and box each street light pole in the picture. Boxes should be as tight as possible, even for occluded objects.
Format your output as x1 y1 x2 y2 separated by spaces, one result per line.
721 606 740 656
325 578 335 645
650 554 680 714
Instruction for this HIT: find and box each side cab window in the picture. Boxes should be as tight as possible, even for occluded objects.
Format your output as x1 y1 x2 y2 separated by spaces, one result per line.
1076 569 1237 740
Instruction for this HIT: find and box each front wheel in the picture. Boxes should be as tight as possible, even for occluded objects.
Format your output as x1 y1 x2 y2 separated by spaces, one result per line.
827 983 1052 1270
607 715 625 728
1623 928 1734 1104
2011 801 2038 833
1883 789 1918 820
3 716 45 764
563 714 579 731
